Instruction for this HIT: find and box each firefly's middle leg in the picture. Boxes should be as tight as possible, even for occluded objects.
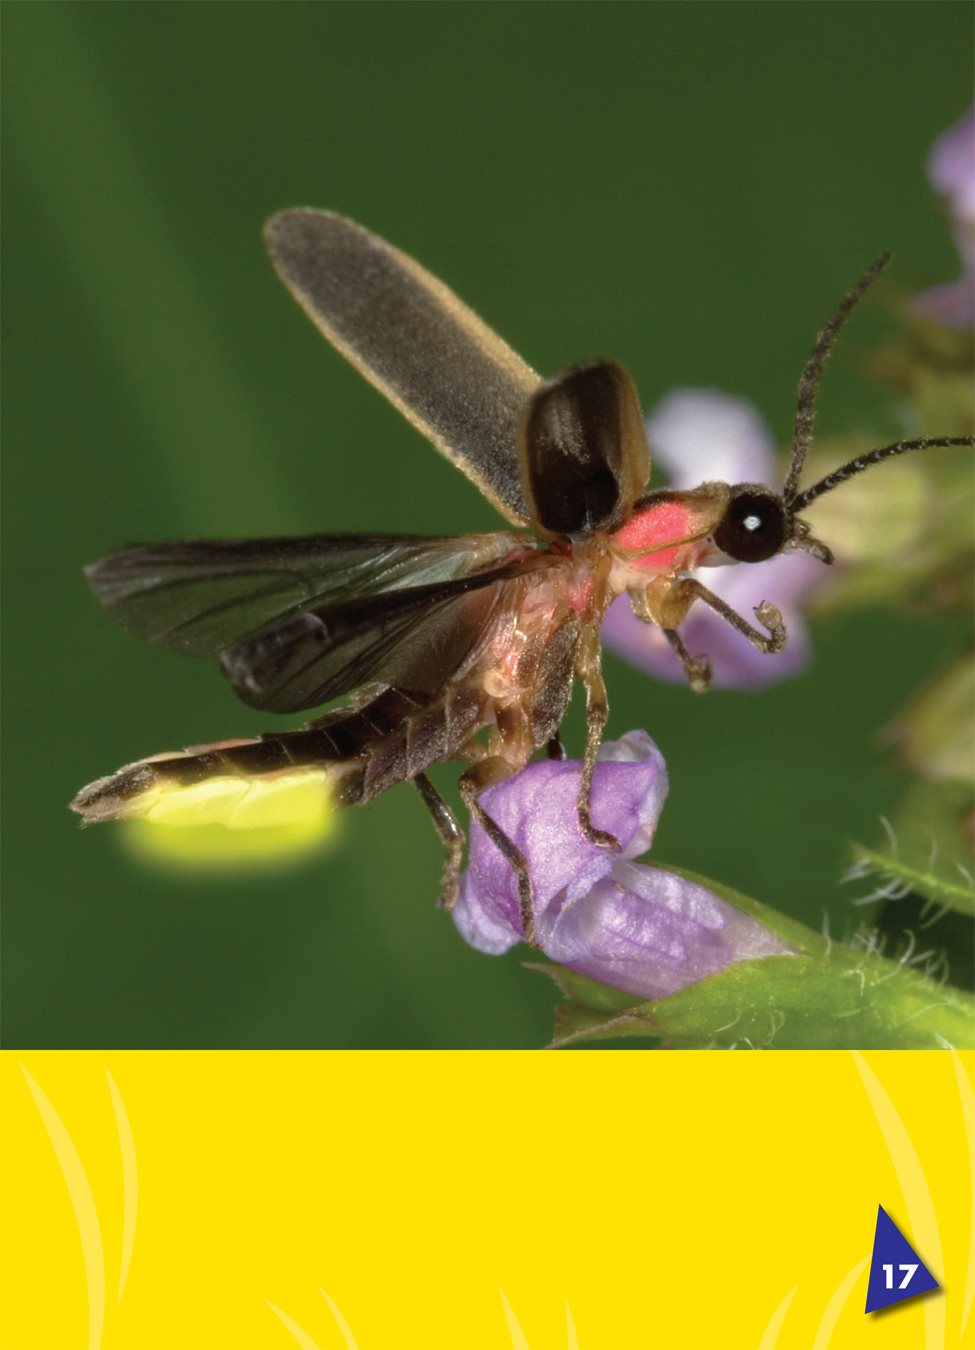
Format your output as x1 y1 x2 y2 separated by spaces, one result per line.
684 579 786 653
458 757 539 948
576 628 619 852
630 582 711 693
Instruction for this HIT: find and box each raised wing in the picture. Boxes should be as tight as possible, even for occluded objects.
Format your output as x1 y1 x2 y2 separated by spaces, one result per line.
85 532 524 657
265 209 539 526
220 562 539 713
519 360 649 539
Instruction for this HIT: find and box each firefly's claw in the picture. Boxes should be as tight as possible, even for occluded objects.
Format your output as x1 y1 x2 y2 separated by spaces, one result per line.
754 601 786 653
686 655 712 693
662 627 712 692
579 815 620 851
439 869 461 913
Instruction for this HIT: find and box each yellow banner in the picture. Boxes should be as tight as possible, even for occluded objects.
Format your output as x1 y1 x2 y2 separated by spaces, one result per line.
2 1051 971 1349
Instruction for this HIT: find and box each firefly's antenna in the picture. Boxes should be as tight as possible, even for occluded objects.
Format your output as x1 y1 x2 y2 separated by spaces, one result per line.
782 253 892 508
789 435 975 513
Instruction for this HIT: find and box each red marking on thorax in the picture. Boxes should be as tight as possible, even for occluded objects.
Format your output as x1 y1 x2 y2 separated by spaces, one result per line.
613 501 694 570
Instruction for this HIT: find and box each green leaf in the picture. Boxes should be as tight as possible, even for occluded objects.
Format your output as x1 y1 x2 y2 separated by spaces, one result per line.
848 779 975 918
551 1002 653 1049
536 865 975 1050
847 844 974 918
525 962 641 1014
640 949 974 1049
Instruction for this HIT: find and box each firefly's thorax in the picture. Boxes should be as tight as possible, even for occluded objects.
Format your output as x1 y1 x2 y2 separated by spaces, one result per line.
604 479 800 632
611 481 792 570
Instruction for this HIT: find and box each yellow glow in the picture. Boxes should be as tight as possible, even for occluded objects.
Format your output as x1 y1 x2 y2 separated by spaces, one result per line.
142 777 249 827
120 768 336 869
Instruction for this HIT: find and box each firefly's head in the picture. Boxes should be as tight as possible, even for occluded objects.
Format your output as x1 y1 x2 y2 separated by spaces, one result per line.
712 484 833 567
711 485 789 563
709 252 946 572
608 479 829 593
612 252 973 587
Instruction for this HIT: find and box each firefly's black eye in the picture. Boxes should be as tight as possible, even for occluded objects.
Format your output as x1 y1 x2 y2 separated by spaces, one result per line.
714 491 787 563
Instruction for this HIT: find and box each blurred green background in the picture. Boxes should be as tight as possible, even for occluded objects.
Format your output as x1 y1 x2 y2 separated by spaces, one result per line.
3 2 971 1048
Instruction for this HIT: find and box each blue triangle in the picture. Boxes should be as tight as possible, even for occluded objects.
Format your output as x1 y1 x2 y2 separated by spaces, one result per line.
865 1205 940 1313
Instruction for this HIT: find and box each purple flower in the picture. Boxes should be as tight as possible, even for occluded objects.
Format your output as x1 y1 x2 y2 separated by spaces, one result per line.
912 107 975 330
453 732 794 1000
602 390 823 689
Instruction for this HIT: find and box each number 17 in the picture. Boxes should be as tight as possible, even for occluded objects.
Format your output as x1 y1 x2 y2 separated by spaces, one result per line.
882 1264 918 1289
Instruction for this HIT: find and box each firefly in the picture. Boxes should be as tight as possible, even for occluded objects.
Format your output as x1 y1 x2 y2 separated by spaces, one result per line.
72 212 972 943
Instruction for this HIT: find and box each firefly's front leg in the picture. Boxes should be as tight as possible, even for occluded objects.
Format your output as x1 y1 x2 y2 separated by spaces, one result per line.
630 585 713 692
631 576 784 691
663 628 713 693
576 627 619 852
684 578 786 654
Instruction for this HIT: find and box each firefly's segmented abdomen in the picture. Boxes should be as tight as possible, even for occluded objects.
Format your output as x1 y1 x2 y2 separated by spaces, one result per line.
70 685 489 827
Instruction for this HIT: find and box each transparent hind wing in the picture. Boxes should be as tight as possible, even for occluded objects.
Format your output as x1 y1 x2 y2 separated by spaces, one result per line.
85 531 523 657
219 564 535 713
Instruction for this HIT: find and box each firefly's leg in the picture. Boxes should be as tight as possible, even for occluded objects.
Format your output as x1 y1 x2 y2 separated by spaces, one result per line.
686 580 786 654
576 628 619 852
628 585 711 691
458 757 539 948
663 629 712 693
413 773 464 913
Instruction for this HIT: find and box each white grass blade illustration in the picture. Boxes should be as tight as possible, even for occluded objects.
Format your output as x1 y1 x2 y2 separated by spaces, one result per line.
757 1285 797 1350
499 1289 530 1350
951 1051 974 1338
318 1288 360 1350
21 1065 106 1350
811 1257 868 1350
854 1052 944 1350
266 1298 323 1350
105 1068 137 1308
564 1300 578 1350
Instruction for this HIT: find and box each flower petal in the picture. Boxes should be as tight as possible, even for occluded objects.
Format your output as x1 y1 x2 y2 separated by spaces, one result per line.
911 274 975 331
646 388 776 490
546 860 794 1001
453 732 795 1000
452 868 522 956
452 732 668 949
913 107 975 330
927 105 975 223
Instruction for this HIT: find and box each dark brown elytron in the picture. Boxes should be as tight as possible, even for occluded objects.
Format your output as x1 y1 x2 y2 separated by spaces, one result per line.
72 213 972 943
